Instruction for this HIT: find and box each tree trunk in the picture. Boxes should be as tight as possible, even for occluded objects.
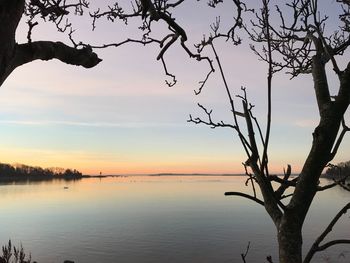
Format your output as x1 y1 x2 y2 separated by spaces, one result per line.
0 0 24 85
278 211 303 263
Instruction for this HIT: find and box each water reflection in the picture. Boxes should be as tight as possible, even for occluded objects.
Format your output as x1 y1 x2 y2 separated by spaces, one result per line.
0 176 348 262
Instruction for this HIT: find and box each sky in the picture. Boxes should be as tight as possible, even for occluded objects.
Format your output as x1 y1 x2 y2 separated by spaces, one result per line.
0 0 349 175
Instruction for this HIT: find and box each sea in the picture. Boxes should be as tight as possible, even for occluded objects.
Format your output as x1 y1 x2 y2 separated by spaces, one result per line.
0 176 349 263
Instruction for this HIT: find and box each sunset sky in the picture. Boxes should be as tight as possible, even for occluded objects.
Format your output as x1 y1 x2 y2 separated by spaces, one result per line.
0 1 348 175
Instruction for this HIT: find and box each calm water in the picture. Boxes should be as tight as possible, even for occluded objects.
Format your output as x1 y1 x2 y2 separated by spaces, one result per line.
0 176 349 263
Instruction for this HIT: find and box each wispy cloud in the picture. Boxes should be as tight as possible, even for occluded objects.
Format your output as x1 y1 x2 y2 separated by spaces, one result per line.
0 119 185 128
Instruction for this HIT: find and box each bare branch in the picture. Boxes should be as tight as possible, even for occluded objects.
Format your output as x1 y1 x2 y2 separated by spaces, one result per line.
157 34 178 61
166 0 185 9
187 104 238 130
26 20 38 43
161 57 177 87
317 175 350 191
210 43 251 157
0 41 101 86
13 41 101 69
260 0 273 176
241 242 251 263
317 239 350 251
243 163 257 198
304 202 350 263
311 47 332 117
329 118 350 161
225 191 265 207
25 0 89 32
274 165 294 198
180 42 214 95
266 255 274 263
242 100 260 166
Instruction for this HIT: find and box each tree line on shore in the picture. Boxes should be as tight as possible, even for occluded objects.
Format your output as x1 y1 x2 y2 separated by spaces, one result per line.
324 161 350 180
0 162 82 181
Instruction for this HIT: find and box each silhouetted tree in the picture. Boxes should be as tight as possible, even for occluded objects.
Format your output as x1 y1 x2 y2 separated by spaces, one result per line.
1 1 350 263
325 161 350 180
61 168 82 178
0 162 82 180
83 1 350 263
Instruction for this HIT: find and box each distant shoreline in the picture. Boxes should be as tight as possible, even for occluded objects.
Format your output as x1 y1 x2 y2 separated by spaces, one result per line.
0 174 244 182
88 173 301 177
1 173 348 184
148 173 242 176
85 174 238 178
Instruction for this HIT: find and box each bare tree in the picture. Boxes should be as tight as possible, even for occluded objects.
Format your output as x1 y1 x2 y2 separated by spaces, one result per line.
86 0 350 262
1 0 350 263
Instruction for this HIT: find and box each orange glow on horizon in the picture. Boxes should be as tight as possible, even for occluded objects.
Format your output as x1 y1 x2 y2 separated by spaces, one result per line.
0 154 303 176
0 146 304 176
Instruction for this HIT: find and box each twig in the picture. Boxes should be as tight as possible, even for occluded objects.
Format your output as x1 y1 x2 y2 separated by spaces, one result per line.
329 118 350 161
266 255 274 263
241 242 251 263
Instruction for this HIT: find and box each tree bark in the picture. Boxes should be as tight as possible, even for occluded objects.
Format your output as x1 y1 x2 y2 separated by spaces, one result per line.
276 54 350 263
0 0 24 84
276 131 336 263
278 213 303 263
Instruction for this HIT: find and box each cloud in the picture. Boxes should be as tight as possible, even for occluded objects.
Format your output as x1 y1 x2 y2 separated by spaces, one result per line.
0 119 184 128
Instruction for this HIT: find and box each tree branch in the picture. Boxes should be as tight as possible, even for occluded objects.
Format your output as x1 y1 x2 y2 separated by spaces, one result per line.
241 241 250 263
329 118 350 161
13 41 101 69
274 165 294 198
0 41 101 86
270 175 297 188
242 100 260 166
260 0 273 176
304 202 350 263
317 174 350 191
317 239 350 251
311 48 331 116
225 191 265 206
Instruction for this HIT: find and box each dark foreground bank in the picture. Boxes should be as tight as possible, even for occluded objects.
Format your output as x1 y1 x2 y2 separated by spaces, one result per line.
0 240 77 263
